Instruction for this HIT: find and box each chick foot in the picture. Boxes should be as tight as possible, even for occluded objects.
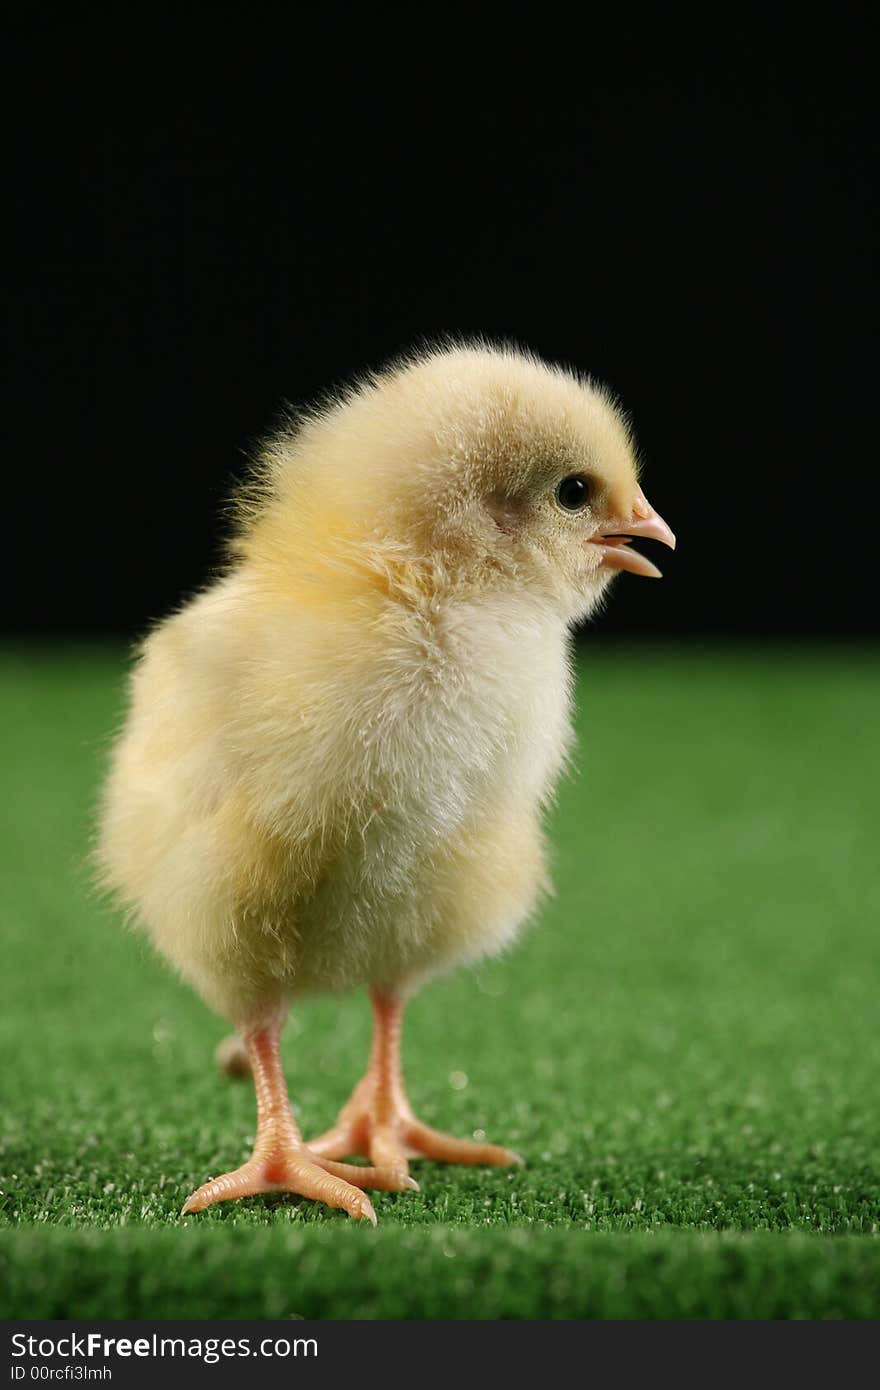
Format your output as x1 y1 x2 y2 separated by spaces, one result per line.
307 991 522 1173
183 1020 416 1222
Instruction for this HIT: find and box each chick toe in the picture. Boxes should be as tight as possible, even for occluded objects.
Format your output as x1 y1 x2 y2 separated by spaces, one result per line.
313 1156 419 1193
403 1120 523 1168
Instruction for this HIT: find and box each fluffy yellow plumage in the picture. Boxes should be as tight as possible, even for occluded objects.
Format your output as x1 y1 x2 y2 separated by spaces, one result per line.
96 343 674 1222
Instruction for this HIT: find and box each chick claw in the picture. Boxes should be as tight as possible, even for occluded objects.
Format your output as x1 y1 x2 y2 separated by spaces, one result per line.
181 1147 417 1224
306 991 523 1174
185 1021 418 1223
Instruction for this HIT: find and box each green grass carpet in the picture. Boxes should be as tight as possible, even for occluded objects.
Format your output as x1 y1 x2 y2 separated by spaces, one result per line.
1 643 878 1319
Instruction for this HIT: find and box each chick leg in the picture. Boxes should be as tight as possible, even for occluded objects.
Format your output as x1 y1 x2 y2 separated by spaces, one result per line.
182 1018 416 1222
307 990 522 1171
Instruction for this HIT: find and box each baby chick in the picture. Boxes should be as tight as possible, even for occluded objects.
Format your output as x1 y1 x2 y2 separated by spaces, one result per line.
97 343 674 1223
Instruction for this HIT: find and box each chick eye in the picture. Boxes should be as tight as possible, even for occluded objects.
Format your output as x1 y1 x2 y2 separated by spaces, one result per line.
555 474 591 512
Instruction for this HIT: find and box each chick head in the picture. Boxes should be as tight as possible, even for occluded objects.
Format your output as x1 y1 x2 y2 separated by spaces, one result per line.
241 343 674 622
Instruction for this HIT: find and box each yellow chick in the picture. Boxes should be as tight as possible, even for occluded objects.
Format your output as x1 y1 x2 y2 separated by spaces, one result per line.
97 343 674 1223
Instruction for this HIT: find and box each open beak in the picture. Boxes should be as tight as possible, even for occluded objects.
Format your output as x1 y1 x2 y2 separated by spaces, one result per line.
588 486 676 579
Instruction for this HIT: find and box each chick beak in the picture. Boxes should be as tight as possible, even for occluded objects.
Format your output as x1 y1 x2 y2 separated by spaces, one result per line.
589 486 676 579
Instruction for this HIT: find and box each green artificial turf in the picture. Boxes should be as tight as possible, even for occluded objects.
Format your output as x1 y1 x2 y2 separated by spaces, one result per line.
1 642 878 1319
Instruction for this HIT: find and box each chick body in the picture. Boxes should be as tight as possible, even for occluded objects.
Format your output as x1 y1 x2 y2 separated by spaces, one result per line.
100 559 569 1024
97 344 673 1220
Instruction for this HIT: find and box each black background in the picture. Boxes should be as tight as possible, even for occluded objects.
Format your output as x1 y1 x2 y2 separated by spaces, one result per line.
6 4 875 640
